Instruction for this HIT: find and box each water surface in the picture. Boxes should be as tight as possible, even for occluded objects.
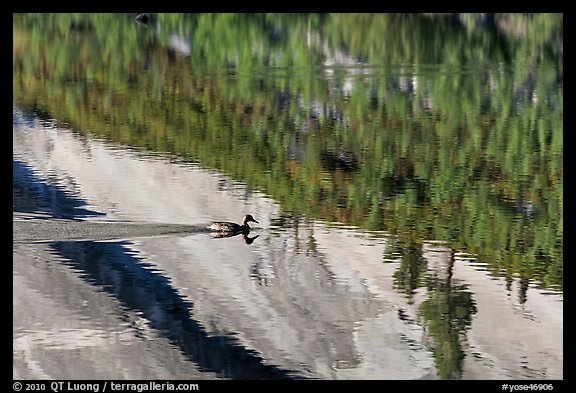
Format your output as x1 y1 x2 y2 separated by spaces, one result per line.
13 13 562 380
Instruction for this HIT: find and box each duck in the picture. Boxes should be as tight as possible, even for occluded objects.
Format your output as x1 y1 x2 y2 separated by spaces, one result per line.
135 13 149 26
209 215 259 234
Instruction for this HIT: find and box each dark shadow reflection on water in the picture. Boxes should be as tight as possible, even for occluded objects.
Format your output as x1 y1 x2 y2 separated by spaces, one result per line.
50 240 303 380
13 158 105 220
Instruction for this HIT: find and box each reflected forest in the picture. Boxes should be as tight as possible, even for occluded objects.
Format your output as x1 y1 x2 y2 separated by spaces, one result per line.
13 13 562 379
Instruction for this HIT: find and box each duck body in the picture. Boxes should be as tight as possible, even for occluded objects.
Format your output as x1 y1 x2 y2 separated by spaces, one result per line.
209 215 259 234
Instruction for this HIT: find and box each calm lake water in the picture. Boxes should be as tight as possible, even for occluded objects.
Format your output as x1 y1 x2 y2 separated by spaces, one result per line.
13 13 562 380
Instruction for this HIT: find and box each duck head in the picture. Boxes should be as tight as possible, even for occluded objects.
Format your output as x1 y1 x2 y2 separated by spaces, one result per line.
243 215 259 226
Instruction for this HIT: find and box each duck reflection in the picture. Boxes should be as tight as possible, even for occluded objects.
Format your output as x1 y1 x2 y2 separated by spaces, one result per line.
210 231 260 245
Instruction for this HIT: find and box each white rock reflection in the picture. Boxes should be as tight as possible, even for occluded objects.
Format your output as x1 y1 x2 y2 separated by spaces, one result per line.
13 112 562 379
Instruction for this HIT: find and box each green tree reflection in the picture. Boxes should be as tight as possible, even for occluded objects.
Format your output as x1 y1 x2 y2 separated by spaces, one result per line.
13 13 562 295
417 249 477 380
